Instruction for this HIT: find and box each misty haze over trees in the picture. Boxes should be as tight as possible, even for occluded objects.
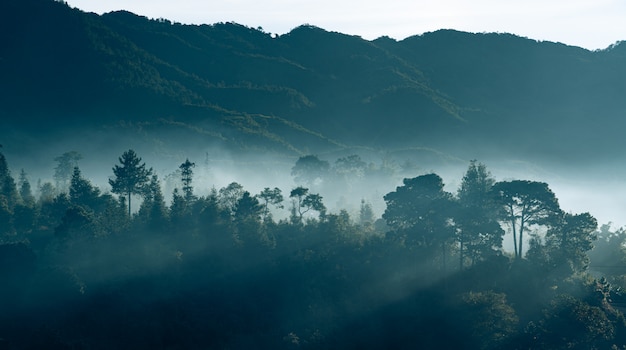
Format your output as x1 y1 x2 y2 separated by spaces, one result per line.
3 0 626 348
3 148 626 349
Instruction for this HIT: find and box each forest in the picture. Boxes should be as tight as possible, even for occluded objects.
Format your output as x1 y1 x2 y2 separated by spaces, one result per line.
3 1 626 349
2 147 626 349
3 0 626 168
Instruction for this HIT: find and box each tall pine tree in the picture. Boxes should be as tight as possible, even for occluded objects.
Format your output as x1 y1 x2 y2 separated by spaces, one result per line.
109 150 152 217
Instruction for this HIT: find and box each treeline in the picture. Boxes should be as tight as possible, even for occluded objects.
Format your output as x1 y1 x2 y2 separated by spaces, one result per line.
2 148 626 349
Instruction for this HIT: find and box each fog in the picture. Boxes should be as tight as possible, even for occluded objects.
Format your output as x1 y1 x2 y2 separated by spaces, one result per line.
3 138 626 348
5 135 625 230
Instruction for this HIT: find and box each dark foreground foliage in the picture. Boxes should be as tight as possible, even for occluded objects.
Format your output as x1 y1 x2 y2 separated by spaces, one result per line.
1 150 626 349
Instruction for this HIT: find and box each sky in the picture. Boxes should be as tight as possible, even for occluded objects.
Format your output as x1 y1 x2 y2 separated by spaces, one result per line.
64 0 626 50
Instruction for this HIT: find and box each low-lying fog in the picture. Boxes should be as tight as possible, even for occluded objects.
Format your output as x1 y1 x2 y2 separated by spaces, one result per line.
4 131 625 254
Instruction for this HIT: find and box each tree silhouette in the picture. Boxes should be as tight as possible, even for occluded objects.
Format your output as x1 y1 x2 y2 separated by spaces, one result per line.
70 166 101 211
109 150 152 217
218 182 245 217
233 191 264 245
169 188 188 226
18 169 35 206
492 180 561 259
383 173 456 269
335 154 367 180
54 205 95 240
13 170 37 233
234 191 262 221
258 187 283 222
291 155 330 186
359 199 374 228
456 161 503 268
289 186 326 223
527 212 598 278
53 151 82 193
139 174 167 229
0 149 18 210
383 174 455 245
179 158 196 201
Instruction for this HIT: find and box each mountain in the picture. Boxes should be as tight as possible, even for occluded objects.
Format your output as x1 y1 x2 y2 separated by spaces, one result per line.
1 0 626 168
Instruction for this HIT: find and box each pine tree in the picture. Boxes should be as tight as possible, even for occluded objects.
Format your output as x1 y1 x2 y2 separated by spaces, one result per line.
179 158 196 201
70 166 101 210
109 150 152 217
456 160 503 268
0 148 19 209
53 151 82 194
359 199 374 228
139 174 167 229
18 169 35 206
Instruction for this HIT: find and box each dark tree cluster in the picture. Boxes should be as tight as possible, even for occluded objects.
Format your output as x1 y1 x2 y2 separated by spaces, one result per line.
1 150 625 349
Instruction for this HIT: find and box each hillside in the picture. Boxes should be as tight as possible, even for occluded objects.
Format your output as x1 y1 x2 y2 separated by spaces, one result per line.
1 0 626 167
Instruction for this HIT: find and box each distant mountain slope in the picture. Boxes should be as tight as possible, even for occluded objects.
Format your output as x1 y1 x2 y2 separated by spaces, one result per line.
379 31 626 159
1 0 625 165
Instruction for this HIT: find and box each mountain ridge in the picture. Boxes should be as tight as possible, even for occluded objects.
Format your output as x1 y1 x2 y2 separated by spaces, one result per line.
1 0 626 168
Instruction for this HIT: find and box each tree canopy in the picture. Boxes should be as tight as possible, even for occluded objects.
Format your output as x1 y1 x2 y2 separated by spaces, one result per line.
492 180 561 259
0 151 623 349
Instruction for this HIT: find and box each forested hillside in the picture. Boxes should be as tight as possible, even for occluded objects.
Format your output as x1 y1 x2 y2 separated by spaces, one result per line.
2 0 626 164
2 148 626 348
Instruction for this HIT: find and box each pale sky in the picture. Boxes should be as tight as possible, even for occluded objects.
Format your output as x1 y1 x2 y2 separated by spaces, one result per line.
65 0 626 50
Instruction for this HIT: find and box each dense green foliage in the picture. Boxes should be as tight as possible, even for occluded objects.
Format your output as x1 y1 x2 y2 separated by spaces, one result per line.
1 149 625 349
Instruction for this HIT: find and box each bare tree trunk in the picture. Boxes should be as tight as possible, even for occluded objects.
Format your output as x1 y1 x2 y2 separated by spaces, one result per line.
511 218 518 258
519 216 525 258
459 238 464 270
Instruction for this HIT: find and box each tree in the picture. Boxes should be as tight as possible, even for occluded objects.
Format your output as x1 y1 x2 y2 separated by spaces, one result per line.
335 155 367 179
109 149 152 217
138 174 167 229
13 169 38 234
289 186 326 223
179 158 196 201
383 174 456 269
194 189 231 240
69 166 101 211
234 191 263 243
218 182 245 217
587 224 626 284
291 155 330 186
54 205 95 240
18 169 35 206
456 161 504 268
527 212 598 278
0 149 18 209
13 203 37 235
359 199 375 228
169 188 188 227
458 291 519 349
492 180 561 259
235 191 262 222
528 295 614 349
53 151 82 193
38 181 56 203
383 174 455 246
258 187 284 222
0 198 14 236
